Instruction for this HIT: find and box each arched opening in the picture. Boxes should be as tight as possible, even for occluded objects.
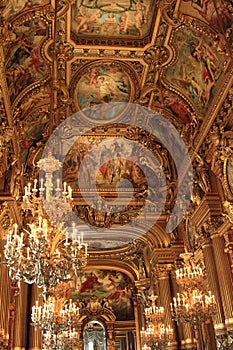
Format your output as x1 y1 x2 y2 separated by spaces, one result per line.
83 320 107 350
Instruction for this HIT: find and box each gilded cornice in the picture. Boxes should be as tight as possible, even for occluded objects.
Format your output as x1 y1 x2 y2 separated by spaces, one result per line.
189 193 223 230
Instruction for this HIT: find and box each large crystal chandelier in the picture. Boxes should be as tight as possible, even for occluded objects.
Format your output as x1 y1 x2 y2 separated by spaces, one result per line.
171 289 216 326
175 252 206 289
141 295 173 350
141 323 173 350
171 252 216 340
3 153 88 295
145 295 164 323
31 297 80 350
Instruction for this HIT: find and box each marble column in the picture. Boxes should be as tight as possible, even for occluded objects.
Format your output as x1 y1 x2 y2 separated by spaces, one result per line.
211 234 233 331
202 237 226 339
157 266 178 350
13 282 29 350
0 264 11 349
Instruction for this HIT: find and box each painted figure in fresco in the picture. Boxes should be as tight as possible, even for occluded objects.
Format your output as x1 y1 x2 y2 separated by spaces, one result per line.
72 269 134 320
2 0 47 19
96 76 115 103
76 7 102 33
163 96 191 124
79 272 101 294
77 63 130 113
5 20 46 102
119 0 148 35
190 0 232 31
85 68 100 86
105 13 117 23
191 37 221 83
79 0 137 11
73 0 149 36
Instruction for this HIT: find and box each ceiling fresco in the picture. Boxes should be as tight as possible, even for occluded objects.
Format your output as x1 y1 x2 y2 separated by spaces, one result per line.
71 0 156 40
0 0 232 250
4 18 49 103
163 27 228 113
74 61 132 115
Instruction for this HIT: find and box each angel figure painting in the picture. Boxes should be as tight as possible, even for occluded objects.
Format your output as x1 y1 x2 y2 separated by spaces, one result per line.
71 269 134 321
71 0 154 39
164 27 227 114
76 63 131 120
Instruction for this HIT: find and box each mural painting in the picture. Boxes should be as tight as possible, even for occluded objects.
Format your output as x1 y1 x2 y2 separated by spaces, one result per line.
71 0 154 39
63 136 143 187
72 269 134 321
62 135 162 202
2 0 49 19
181 0 233 32
226 154 233 195
20 111 49 165
162 94 191 124
164 28 226 113
75 63 131 120
5 19 48 102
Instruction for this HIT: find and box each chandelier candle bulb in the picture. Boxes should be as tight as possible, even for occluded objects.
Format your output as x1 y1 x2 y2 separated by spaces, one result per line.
39 178 44 190
63 181 67 193
68 185 72 198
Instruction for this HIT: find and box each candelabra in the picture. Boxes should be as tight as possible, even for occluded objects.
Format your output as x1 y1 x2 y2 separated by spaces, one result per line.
31 297 80 349
3 153 88 295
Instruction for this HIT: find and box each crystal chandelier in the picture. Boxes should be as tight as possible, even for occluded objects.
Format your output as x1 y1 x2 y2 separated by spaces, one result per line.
171 289 216 326
171 251 217 342
142 345 151 350
141 295 173 350
3 153 88 295
31 297 80 350
175 252 206 289
141 323 173 350
145 295 164 323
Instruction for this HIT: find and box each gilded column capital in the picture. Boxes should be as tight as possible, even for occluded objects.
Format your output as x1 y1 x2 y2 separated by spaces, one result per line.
201 216 224 239
154 264 172 280
223 227 233 274
223 201 233 225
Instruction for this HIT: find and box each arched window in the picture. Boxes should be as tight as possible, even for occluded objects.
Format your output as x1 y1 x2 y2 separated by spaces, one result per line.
83 320 106 350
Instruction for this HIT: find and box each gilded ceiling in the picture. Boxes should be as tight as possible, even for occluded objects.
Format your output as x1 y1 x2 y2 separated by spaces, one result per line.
0 0 232 250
